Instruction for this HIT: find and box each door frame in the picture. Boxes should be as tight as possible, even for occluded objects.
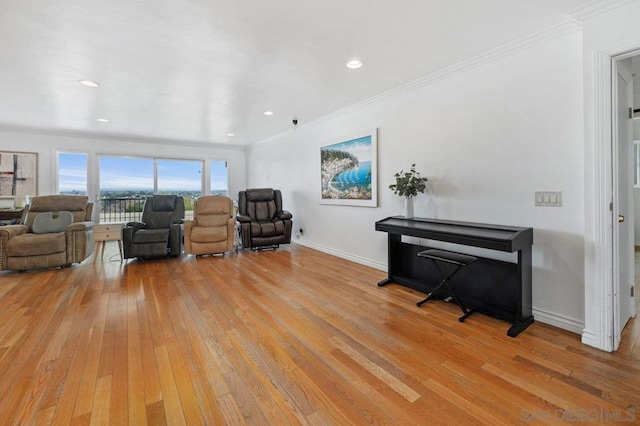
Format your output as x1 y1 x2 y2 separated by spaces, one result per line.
584 42 640 352
612 58 635 349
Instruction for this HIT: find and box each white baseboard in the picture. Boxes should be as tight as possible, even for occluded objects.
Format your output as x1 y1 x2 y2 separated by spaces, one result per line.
531 308 584 335
293 238 386 271
293 239 585 335
581 329 600 348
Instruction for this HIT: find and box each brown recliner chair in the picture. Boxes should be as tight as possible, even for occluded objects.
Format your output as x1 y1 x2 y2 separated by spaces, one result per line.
184 196 234 256
0 195 94 271
236 188 292 249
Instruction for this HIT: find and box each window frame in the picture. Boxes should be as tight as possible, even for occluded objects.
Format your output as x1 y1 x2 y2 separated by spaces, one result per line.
634 140 640 188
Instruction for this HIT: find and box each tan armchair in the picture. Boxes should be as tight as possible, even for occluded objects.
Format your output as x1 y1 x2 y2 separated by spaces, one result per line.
184 196 234 256
0 195 94 271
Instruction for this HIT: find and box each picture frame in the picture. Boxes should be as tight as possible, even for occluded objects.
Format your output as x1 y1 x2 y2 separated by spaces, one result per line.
0 151 37 198
320 128 377 207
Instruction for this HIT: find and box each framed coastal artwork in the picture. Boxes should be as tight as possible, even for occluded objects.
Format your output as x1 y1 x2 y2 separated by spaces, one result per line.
320 128 377 207
0 151 37 198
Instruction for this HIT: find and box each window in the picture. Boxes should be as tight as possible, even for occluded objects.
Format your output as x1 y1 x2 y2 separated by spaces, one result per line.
157 159 202 217
211 160 228 196
99 156 154 223
97 156 208 222
58 152 88 195
99 156 154 197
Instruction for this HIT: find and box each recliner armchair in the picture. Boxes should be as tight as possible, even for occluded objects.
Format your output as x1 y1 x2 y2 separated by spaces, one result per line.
236 188 292 249
122 195 185 259
184 195 234 255
0 195 94 271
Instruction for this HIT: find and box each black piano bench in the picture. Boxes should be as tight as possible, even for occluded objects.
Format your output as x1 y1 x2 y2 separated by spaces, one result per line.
416 249 478 322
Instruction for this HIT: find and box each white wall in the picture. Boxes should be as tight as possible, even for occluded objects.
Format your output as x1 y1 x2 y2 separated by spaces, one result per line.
0 127 246 209
247 32 586 332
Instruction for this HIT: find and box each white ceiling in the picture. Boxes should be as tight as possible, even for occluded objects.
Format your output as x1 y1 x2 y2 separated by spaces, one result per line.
0 0 592 146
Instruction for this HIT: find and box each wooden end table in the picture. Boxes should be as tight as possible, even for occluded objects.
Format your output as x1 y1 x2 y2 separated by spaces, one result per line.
94 223 124 261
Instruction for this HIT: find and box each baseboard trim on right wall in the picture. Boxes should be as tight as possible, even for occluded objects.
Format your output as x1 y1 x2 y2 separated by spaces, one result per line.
531 307 584 335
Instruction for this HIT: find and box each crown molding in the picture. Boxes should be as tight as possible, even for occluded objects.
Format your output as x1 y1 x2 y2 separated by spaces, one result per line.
0 123 245 151
567 0 635 23
251 19 582 148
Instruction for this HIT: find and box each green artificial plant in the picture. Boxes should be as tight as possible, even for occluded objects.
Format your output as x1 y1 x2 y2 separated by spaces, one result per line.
389 164 428 198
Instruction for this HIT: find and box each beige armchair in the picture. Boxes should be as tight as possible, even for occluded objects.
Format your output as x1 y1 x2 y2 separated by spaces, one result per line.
184 196 234 256
0 195 94 271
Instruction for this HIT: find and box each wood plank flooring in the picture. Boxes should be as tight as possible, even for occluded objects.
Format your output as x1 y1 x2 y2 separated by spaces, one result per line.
0 243 639 425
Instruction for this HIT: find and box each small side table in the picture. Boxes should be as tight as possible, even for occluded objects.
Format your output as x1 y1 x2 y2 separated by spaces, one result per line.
94 223 124 261
0 208 24 224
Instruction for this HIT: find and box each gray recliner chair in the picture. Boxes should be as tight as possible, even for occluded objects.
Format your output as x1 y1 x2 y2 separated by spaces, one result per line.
122 195 185 259
236 188 292 249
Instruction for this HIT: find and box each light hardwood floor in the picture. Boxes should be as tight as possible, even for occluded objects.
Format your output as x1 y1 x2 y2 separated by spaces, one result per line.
0 243 639 425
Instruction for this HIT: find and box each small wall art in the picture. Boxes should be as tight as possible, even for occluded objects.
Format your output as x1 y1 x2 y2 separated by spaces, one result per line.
0 151 37 197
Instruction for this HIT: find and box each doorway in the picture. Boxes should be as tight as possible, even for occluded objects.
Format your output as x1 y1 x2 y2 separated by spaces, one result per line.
613 54 638 350
582 10 640 353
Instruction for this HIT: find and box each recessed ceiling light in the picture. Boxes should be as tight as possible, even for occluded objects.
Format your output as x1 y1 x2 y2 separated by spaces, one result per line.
79 80 100 87
263 111 274 116
346 59 363 69
227 133 235 137
96 118 109 122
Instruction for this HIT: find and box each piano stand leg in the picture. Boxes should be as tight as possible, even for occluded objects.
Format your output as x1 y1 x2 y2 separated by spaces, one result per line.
378 278 393 287
458 309 476 323
507 316 535 337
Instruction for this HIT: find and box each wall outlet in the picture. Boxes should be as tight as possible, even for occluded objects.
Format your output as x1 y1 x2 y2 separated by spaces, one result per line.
535 191 562 207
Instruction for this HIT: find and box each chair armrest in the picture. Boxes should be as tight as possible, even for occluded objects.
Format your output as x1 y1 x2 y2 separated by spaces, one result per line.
184 220 193 253
277 210 292 220
66 221 93 232
0 224 29 240
236 214 252 223
184 220 193 236
168 223 183 256
126 221 145 228
0 225 29 270
65 222 94 263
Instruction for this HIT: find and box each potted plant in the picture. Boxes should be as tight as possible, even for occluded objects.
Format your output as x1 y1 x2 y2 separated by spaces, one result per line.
389 163 428 218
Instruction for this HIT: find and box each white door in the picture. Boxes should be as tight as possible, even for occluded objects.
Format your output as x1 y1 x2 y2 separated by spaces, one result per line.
614 60 635 348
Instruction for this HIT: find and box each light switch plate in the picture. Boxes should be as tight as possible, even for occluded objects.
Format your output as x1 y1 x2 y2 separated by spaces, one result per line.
535 191 562 207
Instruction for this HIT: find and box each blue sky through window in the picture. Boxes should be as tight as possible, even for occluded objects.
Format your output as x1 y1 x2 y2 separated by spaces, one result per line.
100 157 154 191
211 160 227 193
59 153 87 194
157 159 202 194
60 154 227 195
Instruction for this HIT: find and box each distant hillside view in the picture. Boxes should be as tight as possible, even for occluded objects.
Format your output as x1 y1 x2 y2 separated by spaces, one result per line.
60 189 229 222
